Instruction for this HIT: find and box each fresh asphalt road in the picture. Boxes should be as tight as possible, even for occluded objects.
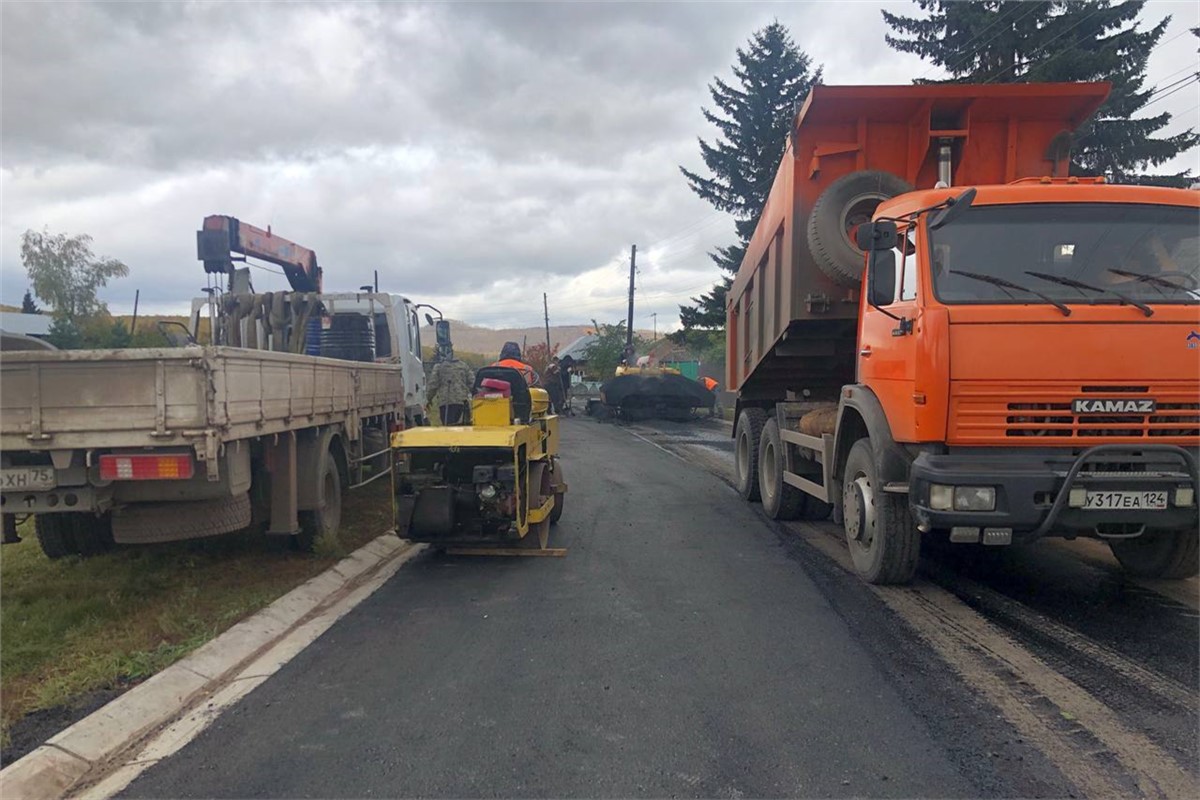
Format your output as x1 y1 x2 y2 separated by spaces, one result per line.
124 419 1022 798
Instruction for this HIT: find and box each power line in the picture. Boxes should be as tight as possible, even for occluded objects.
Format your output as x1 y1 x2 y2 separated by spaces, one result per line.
1141 75 1200 110
980 5 1106 84
1146 72 1200 102
1149 61 1200 89
640 212 729 253
1142 75 1200 109
1148 26 1196 56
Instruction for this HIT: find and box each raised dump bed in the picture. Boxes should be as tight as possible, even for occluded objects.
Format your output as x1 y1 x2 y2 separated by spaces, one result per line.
726 82 1110 402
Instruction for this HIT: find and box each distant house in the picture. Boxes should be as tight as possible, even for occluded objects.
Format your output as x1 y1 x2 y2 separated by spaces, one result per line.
0 311 52 338
557 334 595 364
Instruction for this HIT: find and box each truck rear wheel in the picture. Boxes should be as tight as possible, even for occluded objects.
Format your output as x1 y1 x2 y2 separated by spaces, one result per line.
807 170 914 288
735 408 767 502
35 513 114 559
759 418 805 520
113 495 252 544
1109 530 1199 579
841 439 919 584
296 451 342 552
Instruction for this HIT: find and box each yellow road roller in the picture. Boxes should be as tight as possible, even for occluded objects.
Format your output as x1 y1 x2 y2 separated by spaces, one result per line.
391 366 567 555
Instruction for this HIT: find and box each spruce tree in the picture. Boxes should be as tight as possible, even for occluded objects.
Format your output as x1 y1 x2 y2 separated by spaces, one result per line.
20 290 40 314
883 1 1198 183
677 22 822 331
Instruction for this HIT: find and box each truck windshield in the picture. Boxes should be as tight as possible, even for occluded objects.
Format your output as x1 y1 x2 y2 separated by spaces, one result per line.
928 203 1200 306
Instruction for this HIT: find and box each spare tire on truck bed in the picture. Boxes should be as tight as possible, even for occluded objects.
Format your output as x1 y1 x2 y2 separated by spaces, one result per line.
807 170 913 287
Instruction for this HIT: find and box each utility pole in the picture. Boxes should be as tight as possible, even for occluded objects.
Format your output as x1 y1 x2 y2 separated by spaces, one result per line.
651 312 657 341
625 244 637 354
543 292 552 353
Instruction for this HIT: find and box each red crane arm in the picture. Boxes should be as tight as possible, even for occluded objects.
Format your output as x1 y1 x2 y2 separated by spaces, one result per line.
197 215 322 293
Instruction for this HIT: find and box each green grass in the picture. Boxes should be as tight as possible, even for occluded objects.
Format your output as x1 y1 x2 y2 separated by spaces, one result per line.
0 481 393 747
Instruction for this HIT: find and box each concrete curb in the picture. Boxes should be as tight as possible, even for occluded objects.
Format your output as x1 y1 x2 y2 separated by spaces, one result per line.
0 534 420 800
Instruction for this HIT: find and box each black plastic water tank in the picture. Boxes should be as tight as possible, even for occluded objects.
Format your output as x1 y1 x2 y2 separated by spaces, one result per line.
320 314 375 362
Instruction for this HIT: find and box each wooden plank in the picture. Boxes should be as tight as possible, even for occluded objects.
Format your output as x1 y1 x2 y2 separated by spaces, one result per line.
444 547 567 558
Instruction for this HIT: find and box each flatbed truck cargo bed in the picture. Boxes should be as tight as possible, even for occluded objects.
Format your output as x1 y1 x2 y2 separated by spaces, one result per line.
1 344 405 556
1 346 402 468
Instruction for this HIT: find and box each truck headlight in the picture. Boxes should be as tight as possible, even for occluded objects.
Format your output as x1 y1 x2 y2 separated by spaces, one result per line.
930 484 954 511
478 483 498 500
930 484 996 512
1176 487 1195 508
954 486 996 512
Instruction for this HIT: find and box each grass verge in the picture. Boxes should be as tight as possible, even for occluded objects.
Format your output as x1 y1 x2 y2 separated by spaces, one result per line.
0 481 393 756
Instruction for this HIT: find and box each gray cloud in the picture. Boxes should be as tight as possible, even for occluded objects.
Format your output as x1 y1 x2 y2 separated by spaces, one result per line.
3 1 1196 328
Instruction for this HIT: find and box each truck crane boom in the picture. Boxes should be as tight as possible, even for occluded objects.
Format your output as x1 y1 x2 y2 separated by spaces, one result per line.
196 215 322 293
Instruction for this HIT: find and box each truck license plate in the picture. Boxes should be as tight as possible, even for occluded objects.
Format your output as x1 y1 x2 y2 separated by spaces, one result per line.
1084 490 1167 511
1 467 56 491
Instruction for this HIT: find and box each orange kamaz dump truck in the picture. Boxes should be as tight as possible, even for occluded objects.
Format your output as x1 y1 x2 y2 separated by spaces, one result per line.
726 83 1199 584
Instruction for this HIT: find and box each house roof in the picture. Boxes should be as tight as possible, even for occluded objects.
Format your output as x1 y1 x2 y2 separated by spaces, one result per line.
0 312 52 336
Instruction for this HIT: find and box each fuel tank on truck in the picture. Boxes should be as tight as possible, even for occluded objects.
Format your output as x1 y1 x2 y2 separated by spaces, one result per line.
725 82 1110 403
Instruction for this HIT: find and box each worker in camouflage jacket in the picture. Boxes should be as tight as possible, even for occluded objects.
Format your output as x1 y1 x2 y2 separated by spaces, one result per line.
427 345 475 425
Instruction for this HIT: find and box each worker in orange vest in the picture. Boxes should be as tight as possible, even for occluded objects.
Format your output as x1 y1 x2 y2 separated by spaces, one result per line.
700 375 720 418
492 341 541 387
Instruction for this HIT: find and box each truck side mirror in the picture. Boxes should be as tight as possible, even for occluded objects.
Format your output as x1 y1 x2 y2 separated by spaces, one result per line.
867 250 897 308
929 187 977 230
855 220 898 252
434 319 451 347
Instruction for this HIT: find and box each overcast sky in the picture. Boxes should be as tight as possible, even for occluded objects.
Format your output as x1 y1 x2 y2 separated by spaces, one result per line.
3 1 1197 331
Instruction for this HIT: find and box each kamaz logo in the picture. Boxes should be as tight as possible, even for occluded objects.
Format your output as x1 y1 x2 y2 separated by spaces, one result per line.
1072 398 1157 414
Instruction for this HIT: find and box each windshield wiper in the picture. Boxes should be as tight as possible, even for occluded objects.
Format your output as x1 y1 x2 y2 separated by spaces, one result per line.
1107 268 1195 295
949 270 1071 316
1024 271 1153 317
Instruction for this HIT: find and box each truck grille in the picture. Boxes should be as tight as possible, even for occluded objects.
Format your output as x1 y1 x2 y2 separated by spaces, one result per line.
951 383 1200 444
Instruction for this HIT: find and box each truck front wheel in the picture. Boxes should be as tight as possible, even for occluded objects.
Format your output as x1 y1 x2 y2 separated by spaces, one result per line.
735 408 767 502
1109 530 1199 579
841 439 919 584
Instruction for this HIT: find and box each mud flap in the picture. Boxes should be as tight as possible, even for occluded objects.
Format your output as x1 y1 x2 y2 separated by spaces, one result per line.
395 494 417 537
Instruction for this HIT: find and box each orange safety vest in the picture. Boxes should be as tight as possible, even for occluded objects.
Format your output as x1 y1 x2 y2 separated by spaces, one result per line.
493 358 540 387
702 377 719 392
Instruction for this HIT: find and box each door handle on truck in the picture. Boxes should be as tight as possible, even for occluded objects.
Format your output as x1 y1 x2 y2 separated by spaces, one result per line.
859 347 872 357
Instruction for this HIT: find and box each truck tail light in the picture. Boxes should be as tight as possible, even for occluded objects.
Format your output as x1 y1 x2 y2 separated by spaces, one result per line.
99 454 194 481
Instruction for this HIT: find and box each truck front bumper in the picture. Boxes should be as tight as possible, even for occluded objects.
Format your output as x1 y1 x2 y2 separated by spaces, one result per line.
909 444 1198 541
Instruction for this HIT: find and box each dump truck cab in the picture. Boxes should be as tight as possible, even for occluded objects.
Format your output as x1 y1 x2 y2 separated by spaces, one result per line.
855 182 1199 548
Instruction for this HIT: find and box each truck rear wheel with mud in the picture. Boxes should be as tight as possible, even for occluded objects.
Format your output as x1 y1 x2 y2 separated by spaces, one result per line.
735 408 767 502
35 513 114 559
296 449 343 552
759 418 807 520
807 170 913 287
1108 530 1199 579
841 439 919 584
